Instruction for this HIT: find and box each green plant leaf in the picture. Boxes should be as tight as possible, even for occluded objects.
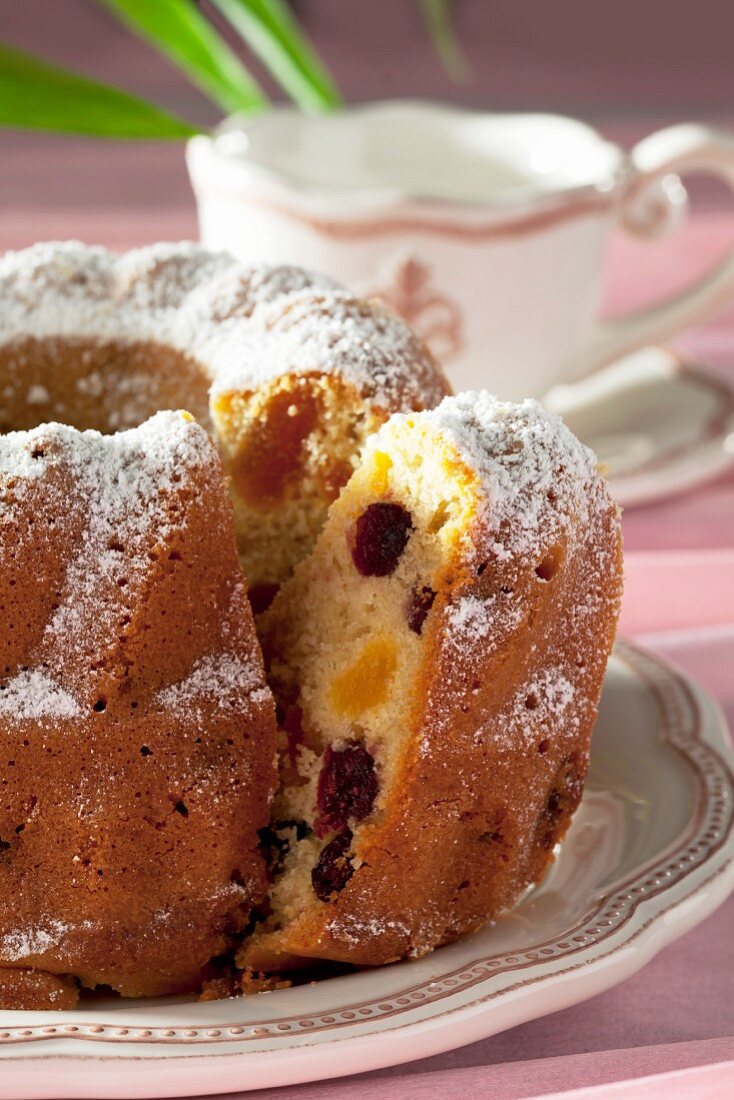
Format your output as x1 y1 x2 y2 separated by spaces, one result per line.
96 0 268 114
419 0 471 82
0 41 199 138
213 0 341 112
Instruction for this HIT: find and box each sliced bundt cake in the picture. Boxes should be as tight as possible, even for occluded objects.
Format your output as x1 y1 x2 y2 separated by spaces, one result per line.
0 412 276 1007
242 392 623 970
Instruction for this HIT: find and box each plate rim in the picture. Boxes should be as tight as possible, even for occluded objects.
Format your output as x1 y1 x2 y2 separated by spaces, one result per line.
0 640 732 1093
552 348 734 508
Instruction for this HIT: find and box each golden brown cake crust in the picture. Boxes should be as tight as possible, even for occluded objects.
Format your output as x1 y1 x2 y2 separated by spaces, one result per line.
0 413 277 1004
0 241 448 417
0 968 78 1011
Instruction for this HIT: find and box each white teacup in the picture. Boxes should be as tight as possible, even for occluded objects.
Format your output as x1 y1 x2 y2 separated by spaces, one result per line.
187 101 734 399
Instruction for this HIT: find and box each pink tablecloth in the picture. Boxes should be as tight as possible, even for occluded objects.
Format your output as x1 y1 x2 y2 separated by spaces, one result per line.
1 192 733 1098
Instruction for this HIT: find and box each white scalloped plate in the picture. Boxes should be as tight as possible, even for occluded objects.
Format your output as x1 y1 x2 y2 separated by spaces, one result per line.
1 640 733 1099
545 347 734 507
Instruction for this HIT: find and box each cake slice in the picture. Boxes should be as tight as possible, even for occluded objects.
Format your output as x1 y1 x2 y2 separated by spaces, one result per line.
242 392 623 970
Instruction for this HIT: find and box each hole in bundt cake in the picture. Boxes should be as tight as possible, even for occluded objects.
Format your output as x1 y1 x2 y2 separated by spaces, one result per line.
0 339 211 436
173 800 189 818
351 503 413 577
315 743 378 836
311 830 354 901
92 698 107 713
524 692 539 710
537 738 550 754
259 820 312 879
0 838 11 854
139 745 152 757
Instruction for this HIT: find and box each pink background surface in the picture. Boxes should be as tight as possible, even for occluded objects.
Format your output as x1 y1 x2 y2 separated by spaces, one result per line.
1 2 733 1095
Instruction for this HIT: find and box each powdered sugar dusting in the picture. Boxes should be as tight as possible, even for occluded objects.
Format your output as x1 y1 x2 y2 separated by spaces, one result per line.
0 919 71 962
156 653 271 713
447 595 496 640
444 592 524 667
209 291 447 408
423 391 602 561
474 666 580 754
0 410 220 692
0 669 81 721
531 668 576 716
0 241 443 413
325 913 411 948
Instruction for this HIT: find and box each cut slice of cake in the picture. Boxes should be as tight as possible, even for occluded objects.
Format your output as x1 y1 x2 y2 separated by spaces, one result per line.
242 392 623 971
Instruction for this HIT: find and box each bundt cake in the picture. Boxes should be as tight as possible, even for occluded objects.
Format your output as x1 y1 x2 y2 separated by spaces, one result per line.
0 411 277 1008
0 240 622 1005
241 392 623 971
0 242 450 604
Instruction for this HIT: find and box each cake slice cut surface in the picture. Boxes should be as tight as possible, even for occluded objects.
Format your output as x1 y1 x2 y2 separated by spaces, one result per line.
242 391 623 971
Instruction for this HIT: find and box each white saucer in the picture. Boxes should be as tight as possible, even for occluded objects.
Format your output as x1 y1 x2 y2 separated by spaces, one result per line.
1 641 732 1098
545 347 734 507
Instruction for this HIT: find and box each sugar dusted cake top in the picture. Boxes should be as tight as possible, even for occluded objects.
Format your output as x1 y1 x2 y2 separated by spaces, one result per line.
0 409 267 718
372 390 610 563
0 241 446 410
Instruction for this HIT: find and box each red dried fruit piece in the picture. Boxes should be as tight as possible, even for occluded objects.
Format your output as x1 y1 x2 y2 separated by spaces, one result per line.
312 829 354 901
351 502 413 577
407 585 437 634
316 742 378 836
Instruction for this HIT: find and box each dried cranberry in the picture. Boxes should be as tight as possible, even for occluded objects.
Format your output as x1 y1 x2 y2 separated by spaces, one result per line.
407 585 437 634
248 582 280 615
351 503 413 577
312 830 354 901
316 742 378 836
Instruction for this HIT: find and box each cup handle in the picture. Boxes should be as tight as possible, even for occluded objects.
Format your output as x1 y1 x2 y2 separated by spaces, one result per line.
564 123 734 378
